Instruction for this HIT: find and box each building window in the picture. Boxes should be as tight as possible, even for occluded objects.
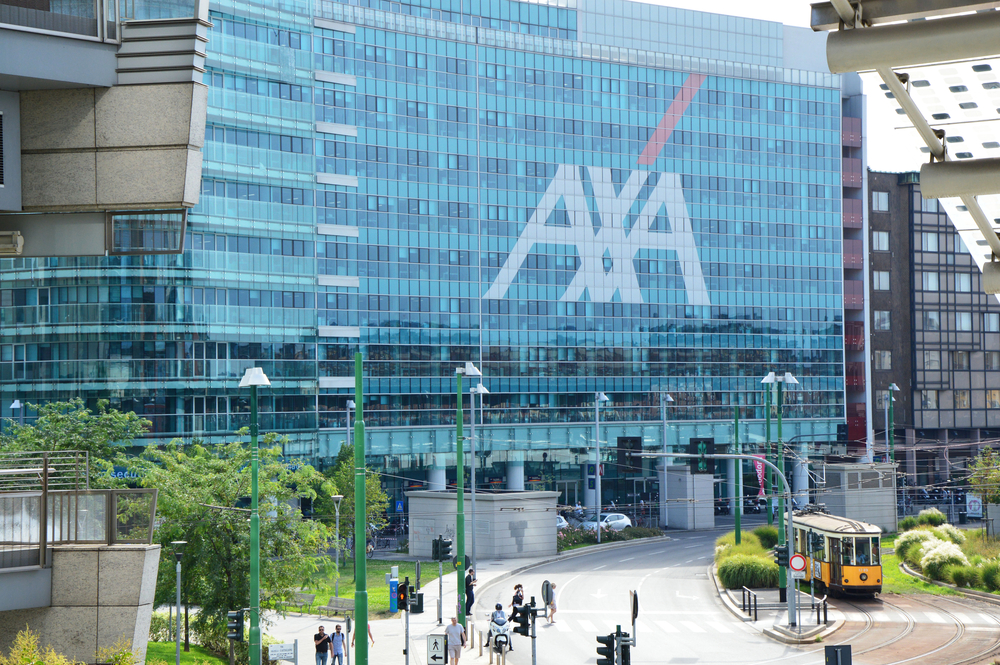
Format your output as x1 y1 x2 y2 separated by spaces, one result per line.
873 231 889 252
956 273 972 292
924 350 941 369
921 390 939 409
876 390 890 410
989 390 1000 409
957 312 973 331
874 350 892 370
922 272 939 291
921 195 939 213
873 271 890 290
874 310 891 331
958 236 968 253
953 351 970 370
986 313 1000 332
924 311 941 330
988 351 1000 370
873 191 889 212
921 232 939 252
955 390 970 409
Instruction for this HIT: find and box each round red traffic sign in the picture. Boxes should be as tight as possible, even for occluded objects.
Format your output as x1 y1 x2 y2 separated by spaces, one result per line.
789 553 807 572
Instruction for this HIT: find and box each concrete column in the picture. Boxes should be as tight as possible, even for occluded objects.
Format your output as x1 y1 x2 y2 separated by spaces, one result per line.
658 460 668 528
792 456 809 508
726 458 736 512
428 453 446 491
506 451 525 491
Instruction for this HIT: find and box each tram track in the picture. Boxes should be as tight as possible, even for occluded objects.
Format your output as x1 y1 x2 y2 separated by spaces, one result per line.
833 596 916 656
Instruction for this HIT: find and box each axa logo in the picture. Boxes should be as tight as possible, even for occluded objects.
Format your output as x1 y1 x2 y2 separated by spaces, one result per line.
483 73 710 306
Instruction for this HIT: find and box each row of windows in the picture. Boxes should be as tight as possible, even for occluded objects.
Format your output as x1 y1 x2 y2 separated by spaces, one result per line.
185 233 313 257
206 125 313 154
206 71 312 103
0 341 314 362
913 388 1000 410
209 14 310 50
916 311 1000 331
201 179 314 206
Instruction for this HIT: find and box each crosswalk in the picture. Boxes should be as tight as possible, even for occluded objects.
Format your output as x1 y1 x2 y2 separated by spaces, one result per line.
835 609 1000 626
534 616 741 636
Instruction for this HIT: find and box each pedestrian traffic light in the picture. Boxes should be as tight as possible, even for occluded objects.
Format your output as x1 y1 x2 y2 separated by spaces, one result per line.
773 545 789 567
432 537 441 561
688 438 715 475
440 537 453 560
226 610 244 642
397 583 408 609
596 633 616 665
619 632 631 665
513 607 531 637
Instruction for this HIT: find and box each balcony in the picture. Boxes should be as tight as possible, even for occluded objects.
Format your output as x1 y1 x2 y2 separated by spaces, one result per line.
847 417 867 444
843 198 863 229
842 117 862 148
843 158 863 188
843 238 864 269
846 361 865 390
845 321 865 351
844 280 864 309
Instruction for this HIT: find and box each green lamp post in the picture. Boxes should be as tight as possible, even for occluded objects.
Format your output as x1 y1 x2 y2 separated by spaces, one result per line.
454 361 481 630
761 371 797 603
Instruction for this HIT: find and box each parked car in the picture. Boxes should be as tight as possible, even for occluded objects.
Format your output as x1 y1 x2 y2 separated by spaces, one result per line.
556 515 569 530
580 513 633 531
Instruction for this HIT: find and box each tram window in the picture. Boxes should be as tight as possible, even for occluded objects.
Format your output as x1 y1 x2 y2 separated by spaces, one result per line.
869 537 880 565
842 538 855 565
856 538 872 566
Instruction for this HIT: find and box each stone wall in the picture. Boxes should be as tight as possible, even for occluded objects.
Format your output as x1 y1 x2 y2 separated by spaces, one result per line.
0 544 160 664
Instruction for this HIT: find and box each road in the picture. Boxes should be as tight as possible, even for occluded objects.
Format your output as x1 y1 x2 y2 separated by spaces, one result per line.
473 530 1000 665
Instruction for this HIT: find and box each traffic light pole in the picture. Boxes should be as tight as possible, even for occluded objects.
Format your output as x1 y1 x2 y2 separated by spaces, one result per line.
530 597 537 665
640 451 798 628
403 576 410 665
437 558 443 625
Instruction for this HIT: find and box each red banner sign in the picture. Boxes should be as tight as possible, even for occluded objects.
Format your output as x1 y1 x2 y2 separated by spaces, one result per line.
753 455 766 497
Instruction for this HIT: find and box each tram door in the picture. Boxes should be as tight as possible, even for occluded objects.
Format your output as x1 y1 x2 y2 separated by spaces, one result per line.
830 538 842 586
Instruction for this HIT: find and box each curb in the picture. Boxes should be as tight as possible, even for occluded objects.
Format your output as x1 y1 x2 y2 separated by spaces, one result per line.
899 561 1000 608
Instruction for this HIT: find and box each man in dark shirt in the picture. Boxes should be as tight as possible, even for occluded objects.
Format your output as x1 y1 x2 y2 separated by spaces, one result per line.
465 568 476 616
314 625 332 665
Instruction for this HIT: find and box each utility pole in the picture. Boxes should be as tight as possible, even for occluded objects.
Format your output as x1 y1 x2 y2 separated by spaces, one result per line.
353 354 369 665
734 406 741 545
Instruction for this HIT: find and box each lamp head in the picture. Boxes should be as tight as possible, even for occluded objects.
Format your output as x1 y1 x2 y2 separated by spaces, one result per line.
761 372 776 384
472 383 490 394
782 372 799 385
596 392 610 402
9 399 20 410
457 361 482 377
239 367 271 388
347 400 356 409
332 494 344 506
171 540 187 562
889 383 900 392
664 393 674 403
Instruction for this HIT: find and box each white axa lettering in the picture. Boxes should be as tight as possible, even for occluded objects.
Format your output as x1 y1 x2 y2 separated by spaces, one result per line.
483 165 709 305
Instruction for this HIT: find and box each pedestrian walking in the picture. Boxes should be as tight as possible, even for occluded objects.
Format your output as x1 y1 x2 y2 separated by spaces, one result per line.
508 583 524 615
329 625 346 665
547 583 557 623
314 626 332 665
445 616 466 665
350 623 374 647
465 568 476 616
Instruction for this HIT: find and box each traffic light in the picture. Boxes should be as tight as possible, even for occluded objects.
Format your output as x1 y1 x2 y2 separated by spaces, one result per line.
397 583 408 610
620 632 631 665
773 545 789 567
596 633 616 665
226 610 244 642
688 438 715 475
513 606 531 637
440 537 453 560
810 532 824 552
432 537 441 561
407 583 416 611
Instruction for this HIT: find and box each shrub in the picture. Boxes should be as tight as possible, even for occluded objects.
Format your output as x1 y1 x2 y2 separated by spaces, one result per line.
920 539 969 580
917 508 947 527
981 561 1000 591
622 526 663 539
0 627 76 665
715 542 768 563
715 531 761 549
895 529 934 562
933 524 965 544
753 525 779 549
149 612 172 643
717 554 779 589
898 516 919 532
948 565 969 587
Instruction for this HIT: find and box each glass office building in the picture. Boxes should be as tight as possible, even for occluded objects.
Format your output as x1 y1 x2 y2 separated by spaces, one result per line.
1 0 848 508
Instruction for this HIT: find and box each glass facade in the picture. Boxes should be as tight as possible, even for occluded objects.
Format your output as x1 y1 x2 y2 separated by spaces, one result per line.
1 0 847 504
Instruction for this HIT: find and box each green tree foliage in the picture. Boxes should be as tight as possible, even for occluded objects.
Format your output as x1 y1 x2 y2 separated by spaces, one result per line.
0 627 78 665
0 398 150 486
969 447 1000 504
312 443 390 545
124 436 332 644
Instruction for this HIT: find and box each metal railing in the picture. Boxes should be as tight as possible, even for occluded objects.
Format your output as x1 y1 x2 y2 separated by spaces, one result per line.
813 595 829 625
0 451 157 570
741 587 758 622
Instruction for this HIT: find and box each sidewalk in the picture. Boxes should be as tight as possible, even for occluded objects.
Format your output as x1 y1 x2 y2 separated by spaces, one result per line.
264 537 671 665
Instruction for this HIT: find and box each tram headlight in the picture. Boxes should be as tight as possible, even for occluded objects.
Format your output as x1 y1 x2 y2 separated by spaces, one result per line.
860 573 868 582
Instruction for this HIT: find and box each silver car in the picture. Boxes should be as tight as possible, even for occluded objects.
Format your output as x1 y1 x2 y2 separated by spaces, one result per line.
580 513 632 531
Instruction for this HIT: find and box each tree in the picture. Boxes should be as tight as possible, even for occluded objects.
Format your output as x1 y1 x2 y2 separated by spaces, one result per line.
312 443 390 547
124 435 333 648
0 398 150 487
968 447 1000 504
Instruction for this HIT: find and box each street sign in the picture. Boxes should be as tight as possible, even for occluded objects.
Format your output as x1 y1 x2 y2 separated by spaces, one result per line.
268 643 295 661
630 590 639 622
789 553 807 572
541 580 553 605
792 570 806 579
396 500 404 512
427 634 447 664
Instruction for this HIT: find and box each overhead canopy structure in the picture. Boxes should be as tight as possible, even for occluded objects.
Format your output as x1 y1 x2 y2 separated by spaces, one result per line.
811 0 1000 294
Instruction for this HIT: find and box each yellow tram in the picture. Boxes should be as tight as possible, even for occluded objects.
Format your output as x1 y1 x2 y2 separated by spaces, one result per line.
790 508 882 597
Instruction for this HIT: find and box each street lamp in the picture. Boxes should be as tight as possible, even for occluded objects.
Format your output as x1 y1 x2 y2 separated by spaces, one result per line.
888 383 900 463
239 367 270 665
332 494 344 598
761 371 797 603
595 391 610 544
653 390 673 529
10 399 22 427
454 361 481 629
171 541 187 665
469 382 489 583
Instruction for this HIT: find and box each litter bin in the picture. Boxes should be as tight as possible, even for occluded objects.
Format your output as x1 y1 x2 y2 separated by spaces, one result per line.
411 591 424 614
959 511 968 525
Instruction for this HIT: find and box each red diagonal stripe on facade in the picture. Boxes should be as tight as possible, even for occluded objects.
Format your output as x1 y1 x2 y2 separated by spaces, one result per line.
637 73 707 166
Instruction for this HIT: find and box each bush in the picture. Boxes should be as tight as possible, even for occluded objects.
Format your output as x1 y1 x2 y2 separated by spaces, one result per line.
947 565 969 587
895 529 934 563
715 542 768 563
920 539 969 580
0 628 76 665
717 554 779 589
981 561 1000 591
753 525 779 549
149 612 172 643
715 531 761 549
898 516 919 532
917 508 947 527
934 524 966 545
